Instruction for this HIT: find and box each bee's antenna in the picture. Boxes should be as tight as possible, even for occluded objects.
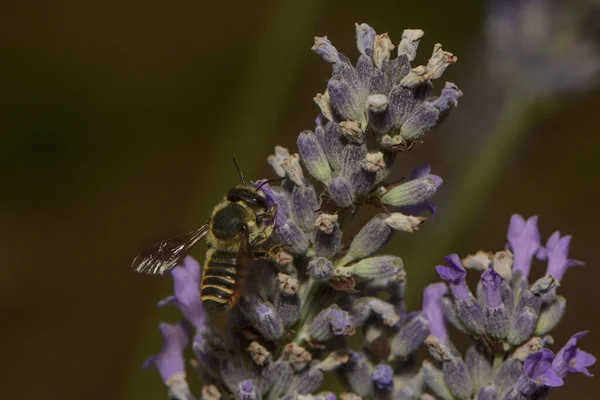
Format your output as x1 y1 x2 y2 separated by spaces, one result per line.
257 177 285 190
232 155 247 186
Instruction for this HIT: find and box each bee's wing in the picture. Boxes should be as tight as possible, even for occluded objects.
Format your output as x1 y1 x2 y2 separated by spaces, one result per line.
234 227 255 296
132 224 209 275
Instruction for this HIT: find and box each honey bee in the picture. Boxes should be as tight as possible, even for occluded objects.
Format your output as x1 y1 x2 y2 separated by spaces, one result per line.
132 158 278 313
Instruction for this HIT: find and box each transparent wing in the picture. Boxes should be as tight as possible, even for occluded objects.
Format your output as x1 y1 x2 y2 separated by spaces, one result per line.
132 224 209 275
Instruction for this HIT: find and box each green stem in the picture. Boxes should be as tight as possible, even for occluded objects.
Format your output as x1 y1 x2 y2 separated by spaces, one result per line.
405 93 537 309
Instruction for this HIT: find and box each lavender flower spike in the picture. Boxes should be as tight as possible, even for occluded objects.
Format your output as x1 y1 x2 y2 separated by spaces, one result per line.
543 231 584 283
507 214 541 280
552 331 596 378
516 349 564 396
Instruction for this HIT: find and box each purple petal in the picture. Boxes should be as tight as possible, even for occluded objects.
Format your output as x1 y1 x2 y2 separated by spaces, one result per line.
143 322 190 383
524 349 564 387
422 283 449 344
172 262 206 330
545 233 583 282
506 214 540 279
409 163 432 179
553 331 596 378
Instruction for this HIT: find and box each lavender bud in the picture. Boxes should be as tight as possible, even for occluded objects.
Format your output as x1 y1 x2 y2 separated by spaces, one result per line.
462 251 493 271
292 183 320 232
507 288 544 346
350 297 401 328
425 43 457 80
310 305 354 342
237 380 260 400
275 220 310 254
390 313 430 358
264 362 294 397
372 363 394 399
268 146 291 177
201 385 221 400
373 33 395 68
437 254 485 335
281 153 305 186
341 143 376 198
400 103 440 142
314 92 334 122
493 250 513 281
339 215 393 264
442 296 468 334
380 177 441 208
275 273 301 328
307 257 335 281
328 79 361 123
342 351 373 397
476 386 498 400
284 342 312 371
340 255 403 280
327 176 355 208
398 29 424 61
367 94 394 133
465 346 493 392
289 367 325 395
356 23 376 55
535 296 566 336
425 336 473 400
384 212 427 233
312 36 341 64
361 151 386 173
315 215 342 259
239 295 284 341
481 269 509 340
298 131 332 184
316 121 344 170
247 341 271 367
502 389 528 400
422 361 454 400
493 358 523 399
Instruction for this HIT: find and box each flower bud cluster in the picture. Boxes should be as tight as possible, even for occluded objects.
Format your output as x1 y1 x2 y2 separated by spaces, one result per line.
421 215 595 399
140 23 594 400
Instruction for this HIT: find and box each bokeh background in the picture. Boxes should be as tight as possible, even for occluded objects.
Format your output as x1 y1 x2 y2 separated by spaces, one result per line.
1 0 599 398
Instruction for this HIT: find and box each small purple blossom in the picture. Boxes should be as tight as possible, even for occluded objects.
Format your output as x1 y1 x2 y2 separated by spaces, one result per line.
517 349 564 396
436 254 469 301
481 268 503 308
507 214 541 279
542 231 584 282
158 257 206 330
552 331 596 378
422 283 449 344
143 321 189 383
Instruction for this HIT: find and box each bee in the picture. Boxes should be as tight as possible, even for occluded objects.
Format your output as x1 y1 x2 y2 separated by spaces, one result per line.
132 158 279 313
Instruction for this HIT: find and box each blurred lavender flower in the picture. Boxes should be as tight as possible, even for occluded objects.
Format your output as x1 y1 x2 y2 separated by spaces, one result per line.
139 22 594 400
486 0 600 95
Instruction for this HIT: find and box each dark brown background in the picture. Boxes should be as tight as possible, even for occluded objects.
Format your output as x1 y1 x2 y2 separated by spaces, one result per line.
1 1 598 399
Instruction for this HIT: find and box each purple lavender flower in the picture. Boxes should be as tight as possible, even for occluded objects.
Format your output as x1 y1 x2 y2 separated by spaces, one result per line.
507 214 541 280
541 231 584 282
552 331 596 378
422 282 449 344
158 256 206 330
143 322 189 384
517 349 564 396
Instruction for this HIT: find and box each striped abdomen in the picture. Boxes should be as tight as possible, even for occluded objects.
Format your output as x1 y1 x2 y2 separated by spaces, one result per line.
201 250 239 313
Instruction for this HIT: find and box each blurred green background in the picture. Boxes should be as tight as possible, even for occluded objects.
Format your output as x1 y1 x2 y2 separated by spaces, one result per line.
1 0 599 398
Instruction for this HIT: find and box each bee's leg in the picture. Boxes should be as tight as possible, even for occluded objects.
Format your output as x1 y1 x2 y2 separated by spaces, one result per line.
250 224 274 247
256 205 278 223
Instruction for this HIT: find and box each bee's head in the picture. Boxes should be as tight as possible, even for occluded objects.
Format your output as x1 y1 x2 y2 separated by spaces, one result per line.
226 188 267 211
